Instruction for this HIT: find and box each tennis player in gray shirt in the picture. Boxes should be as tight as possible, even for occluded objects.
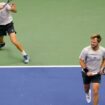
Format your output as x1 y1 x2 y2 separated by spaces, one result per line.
79 34 105 105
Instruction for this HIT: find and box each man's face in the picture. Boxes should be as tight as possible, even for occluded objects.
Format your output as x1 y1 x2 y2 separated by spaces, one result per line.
91 38 99 49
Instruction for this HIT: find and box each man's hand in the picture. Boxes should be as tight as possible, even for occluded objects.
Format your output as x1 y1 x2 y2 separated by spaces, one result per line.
87 71 93 76
99 70 105 75
0 5 3 10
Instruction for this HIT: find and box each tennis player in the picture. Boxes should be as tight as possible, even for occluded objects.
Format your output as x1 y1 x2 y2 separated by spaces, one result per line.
0 2 30 64
79 34 105 105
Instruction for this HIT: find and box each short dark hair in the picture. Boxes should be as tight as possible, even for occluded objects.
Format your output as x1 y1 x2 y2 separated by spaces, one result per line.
90 34 102 43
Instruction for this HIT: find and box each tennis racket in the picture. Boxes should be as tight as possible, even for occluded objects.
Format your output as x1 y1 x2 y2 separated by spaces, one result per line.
3 0 12 8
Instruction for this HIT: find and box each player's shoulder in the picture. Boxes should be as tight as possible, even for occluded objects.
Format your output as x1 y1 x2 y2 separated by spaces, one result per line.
99 46 105 51
83 46 91 51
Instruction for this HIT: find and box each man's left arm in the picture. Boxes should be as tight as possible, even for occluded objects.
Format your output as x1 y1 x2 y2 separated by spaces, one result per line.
100 58 105 74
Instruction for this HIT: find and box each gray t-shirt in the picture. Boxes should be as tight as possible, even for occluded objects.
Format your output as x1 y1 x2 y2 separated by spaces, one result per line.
79 46 105 73
0 2 13 25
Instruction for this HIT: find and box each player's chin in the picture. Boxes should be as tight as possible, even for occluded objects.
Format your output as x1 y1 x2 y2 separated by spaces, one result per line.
91 45 96 49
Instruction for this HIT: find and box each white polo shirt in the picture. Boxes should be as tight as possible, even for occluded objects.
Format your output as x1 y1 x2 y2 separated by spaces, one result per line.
79 46 105 73
0 2 13 25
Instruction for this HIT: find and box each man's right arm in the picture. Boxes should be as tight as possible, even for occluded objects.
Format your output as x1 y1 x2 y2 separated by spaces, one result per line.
79 59 87 69
79 48 88 71
80 58 94 76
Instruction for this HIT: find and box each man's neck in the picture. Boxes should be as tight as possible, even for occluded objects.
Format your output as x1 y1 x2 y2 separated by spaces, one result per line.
91 46 99 51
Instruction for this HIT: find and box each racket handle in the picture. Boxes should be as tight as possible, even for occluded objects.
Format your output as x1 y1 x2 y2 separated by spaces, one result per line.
92 72 99 75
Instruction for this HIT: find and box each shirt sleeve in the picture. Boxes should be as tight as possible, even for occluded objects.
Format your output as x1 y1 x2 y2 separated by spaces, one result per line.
79 48 87 61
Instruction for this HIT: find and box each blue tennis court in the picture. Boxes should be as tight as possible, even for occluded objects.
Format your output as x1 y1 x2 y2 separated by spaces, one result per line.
0 67 104 105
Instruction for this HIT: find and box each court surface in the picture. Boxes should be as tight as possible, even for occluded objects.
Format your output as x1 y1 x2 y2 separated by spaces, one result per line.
1 0 105 65
0 67 104 105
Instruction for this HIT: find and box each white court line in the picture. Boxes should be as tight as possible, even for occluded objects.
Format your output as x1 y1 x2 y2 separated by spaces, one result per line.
0 65 80 68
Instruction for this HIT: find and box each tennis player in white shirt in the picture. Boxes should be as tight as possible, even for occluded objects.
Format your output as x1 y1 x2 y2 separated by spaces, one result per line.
0 2 30 64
